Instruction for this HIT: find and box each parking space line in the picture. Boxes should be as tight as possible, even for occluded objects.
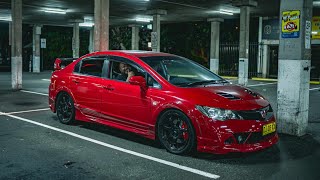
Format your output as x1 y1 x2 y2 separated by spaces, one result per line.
0 113 220 179
42 79 51 82
4 108 51 115
247 82 277 87
20 90 48 96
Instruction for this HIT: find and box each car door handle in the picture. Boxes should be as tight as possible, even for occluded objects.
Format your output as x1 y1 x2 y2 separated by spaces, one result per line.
72 79 79 84
103 85 114 91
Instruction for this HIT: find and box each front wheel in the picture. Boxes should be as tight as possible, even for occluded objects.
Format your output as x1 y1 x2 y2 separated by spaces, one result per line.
157 110 196 155
56 92 75 124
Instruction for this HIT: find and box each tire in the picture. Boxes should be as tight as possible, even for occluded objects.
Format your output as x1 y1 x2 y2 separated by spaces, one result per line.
56 92 75 124
157 109 196 155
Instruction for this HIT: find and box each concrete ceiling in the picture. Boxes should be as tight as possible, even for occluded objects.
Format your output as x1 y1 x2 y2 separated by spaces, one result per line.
0 0 319 26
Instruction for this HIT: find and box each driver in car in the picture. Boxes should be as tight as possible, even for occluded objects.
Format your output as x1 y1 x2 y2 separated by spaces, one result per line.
116 62 135 82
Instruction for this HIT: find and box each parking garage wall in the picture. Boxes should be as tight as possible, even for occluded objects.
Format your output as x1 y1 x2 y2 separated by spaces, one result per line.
0 23 9 72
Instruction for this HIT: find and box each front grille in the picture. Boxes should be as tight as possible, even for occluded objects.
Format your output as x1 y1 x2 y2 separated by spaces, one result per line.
236 105 274 121
216 92 241 100
246 132 276 144
234 132 276 144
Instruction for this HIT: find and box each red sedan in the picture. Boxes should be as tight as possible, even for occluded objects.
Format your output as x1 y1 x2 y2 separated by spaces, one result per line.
49 51 278 155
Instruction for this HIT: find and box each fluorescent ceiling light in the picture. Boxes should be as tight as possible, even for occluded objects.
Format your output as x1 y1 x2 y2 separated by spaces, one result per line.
208 9 234 15
313 1 320 5
219 11 233 15
0 17 12 21
136 17 151 22
219 9 234 15
219 9 234 13
44 10 66 14
79 22 94 27
84 16 93 21
43 8 67 14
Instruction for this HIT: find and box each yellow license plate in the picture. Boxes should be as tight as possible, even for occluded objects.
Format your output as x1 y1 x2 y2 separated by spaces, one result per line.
262 122 276 136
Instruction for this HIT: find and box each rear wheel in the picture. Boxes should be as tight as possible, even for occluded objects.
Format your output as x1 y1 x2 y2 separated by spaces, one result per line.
157 109 196 155
56 92 75 124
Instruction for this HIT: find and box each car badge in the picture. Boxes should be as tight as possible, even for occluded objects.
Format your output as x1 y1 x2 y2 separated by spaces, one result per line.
260 110 267 119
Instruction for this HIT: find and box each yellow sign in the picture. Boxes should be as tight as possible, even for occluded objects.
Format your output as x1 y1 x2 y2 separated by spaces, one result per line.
281 10 300 38
312 16 320 39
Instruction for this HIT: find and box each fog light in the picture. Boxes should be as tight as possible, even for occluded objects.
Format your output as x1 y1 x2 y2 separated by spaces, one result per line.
224 137 234 144
234 133 250 144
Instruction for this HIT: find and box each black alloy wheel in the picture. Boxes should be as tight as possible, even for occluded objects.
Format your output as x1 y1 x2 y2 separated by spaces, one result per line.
157 110 196 155
56 92 75 124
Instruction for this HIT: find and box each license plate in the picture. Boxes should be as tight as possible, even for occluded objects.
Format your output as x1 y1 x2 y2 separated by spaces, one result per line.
262 122 276 136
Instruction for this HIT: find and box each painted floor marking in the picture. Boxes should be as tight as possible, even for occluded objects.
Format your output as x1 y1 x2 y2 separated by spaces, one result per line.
247 82 277 87
3 108 51 115
42 79 51 82
1 113 220 179
20 90 48 96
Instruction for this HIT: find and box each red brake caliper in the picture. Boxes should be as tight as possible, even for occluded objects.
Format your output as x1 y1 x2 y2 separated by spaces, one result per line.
181 122 189 140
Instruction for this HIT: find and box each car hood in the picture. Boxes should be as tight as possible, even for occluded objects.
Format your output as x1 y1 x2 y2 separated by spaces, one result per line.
179 84 269 111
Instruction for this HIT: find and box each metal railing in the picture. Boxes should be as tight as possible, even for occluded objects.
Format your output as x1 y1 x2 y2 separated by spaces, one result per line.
219 42 259 77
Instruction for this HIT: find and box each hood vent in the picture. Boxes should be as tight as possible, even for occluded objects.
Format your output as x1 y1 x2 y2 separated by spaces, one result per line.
216 92 241 100
244 89 258 97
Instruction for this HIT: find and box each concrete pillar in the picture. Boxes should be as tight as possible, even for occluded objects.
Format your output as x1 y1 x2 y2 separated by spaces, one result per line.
73 23 80 58
277 0 313 136
257 17 263 76
11 0 22 90
9 22 12 46
239 5 250 85
208 18 224 74
262 44 269 78
233 0 257 86
147 9 167 52
152 14 160 52
94 0 109 51
32 25 41 73
130 25 140 50
88 28 94 53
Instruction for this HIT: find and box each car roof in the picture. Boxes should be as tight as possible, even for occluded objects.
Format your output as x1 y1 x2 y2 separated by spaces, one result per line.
97 50 175 58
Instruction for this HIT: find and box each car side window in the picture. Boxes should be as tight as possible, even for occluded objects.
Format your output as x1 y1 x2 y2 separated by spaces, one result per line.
78 59 104 77
147 74 161 89
108 56 145 82
74 61 81 73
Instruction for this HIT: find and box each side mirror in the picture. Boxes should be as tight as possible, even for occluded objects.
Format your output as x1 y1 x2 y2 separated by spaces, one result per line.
129 76 147 91
54 58 62 71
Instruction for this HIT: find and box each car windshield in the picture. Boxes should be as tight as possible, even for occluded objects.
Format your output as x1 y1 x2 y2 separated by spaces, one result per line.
140 56 227 87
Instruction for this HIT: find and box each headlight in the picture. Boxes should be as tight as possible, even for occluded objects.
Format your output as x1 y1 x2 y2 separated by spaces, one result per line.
196 106 243 121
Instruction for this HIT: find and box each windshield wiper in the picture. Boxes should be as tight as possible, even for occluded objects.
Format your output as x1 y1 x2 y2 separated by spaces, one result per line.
180 80 219 87
214 79 230 84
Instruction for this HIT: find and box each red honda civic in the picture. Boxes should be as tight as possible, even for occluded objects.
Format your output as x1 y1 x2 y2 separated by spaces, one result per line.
49 51 278 155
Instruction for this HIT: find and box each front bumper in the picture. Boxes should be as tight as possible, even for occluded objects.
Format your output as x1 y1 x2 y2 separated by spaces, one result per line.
196 115 279 154
49 96 56 113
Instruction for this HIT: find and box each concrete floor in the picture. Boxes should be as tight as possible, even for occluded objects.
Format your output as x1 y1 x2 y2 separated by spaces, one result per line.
0 71 320 180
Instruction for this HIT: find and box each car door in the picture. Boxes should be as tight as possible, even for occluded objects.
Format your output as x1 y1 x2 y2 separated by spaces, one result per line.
99 56 154 132
70 57 107 118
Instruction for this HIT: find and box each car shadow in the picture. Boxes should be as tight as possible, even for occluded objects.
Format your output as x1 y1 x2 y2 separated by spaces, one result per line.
53 117 320 163
73 121 162 149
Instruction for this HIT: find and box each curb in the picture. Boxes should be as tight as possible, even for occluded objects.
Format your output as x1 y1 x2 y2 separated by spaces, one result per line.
220 76 238 80
221 76 320 85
